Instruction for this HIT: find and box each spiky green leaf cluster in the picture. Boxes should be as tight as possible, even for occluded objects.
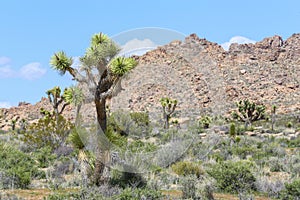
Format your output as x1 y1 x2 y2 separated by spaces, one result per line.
63 86 84 106
46 86 61 99
50 51 73 75
109 57 137 76
160 97 178 108
80 33 120 68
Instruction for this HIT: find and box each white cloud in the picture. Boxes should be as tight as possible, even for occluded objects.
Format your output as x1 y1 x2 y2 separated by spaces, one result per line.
0 62 46 80
0 66 15 78
19 62 47 80
0 101 12 108
221 36 256 51
0 56 11 66
120 38 158 56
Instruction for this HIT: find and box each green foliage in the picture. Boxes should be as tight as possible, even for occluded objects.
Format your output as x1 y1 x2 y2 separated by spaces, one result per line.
110 165 146 188
229 123 236 137
280 179 300 200
109 57 137 76
127 140 158 153
33 146 57 168
172 161 203 178
63 86 84 106
208 160 256 194
199 115 212 129
286 121 293 128
80 33 120 67
107 111 151 138
0 142 40 189
22 114 74 150
232 99 266 128
44 191 82 200
68 128 85 150
50 51 73 75
129 111 150 127
181 175 197 199
116 187 164 200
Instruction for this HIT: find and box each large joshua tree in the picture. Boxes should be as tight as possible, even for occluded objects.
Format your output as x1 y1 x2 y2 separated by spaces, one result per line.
50 33 137 133
50 33 137 185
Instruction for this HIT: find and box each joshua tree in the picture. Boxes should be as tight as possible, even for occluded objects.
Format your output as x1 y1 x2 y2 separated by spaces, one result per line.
160 97 177 129
50 33 137 132
50 32 137 185
46 86 71 118
232 99 266 129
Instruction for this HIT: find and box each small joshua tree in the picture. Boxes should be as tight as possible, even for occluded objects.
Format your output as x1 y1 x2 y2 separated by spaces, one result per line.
160 97 177 129
232 99 266 129
46 86 72 118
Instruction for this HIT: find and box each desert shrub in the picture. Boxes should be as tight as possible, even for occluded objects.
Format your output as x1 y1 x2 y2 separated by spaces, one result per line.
33 146 57 168
268 156 285 172
181 175 197 199
129 111 150 127
286 121 293 128
0 192 24 200
105 127 128 149
207 160 256 194
116 187 164 200
54 145 74 157
280 179 300 200
171 161 203 178
127 140 158 153
45 184 121 200
22 114 73 150
0 142 40 189
229 122 236 137
52 159 73 178
108 110 151 137
255 176 284 199
45 192 82 200
199 115 212 129
110 164 146 188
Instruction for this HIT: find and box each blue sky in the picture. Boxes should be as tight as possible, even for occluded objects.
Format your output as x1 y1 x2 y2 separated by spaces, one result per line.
0 0 299 108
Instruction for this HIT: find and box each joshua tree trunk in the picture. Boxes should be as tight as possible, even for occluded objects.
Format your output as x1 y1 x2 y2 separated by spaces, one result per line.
95 98 107 133
163 113 170 129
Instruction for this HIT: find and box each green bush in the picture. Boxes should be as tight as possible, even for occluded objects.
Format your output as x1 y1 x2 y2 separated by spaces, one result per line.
116 187 164 200
0 142 40 189
280 179 300 200
33 146 57 168
207 160 256 194
181 175 197 199
107 111 151 137
199 116 212 129
171 161 203 178
21 114 73 150
110 165 146 188
45 192 82 200
127 140 157 153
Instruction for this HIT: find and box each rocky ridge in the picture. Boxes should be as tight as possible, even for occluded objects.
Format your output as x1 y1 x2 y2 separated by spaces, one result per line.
1 33 300 131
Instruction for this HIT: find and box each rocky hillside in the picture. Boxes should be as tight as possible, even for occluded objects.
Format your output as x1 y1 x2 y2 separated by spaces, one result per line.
1 33 300 130
112 33 300 119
